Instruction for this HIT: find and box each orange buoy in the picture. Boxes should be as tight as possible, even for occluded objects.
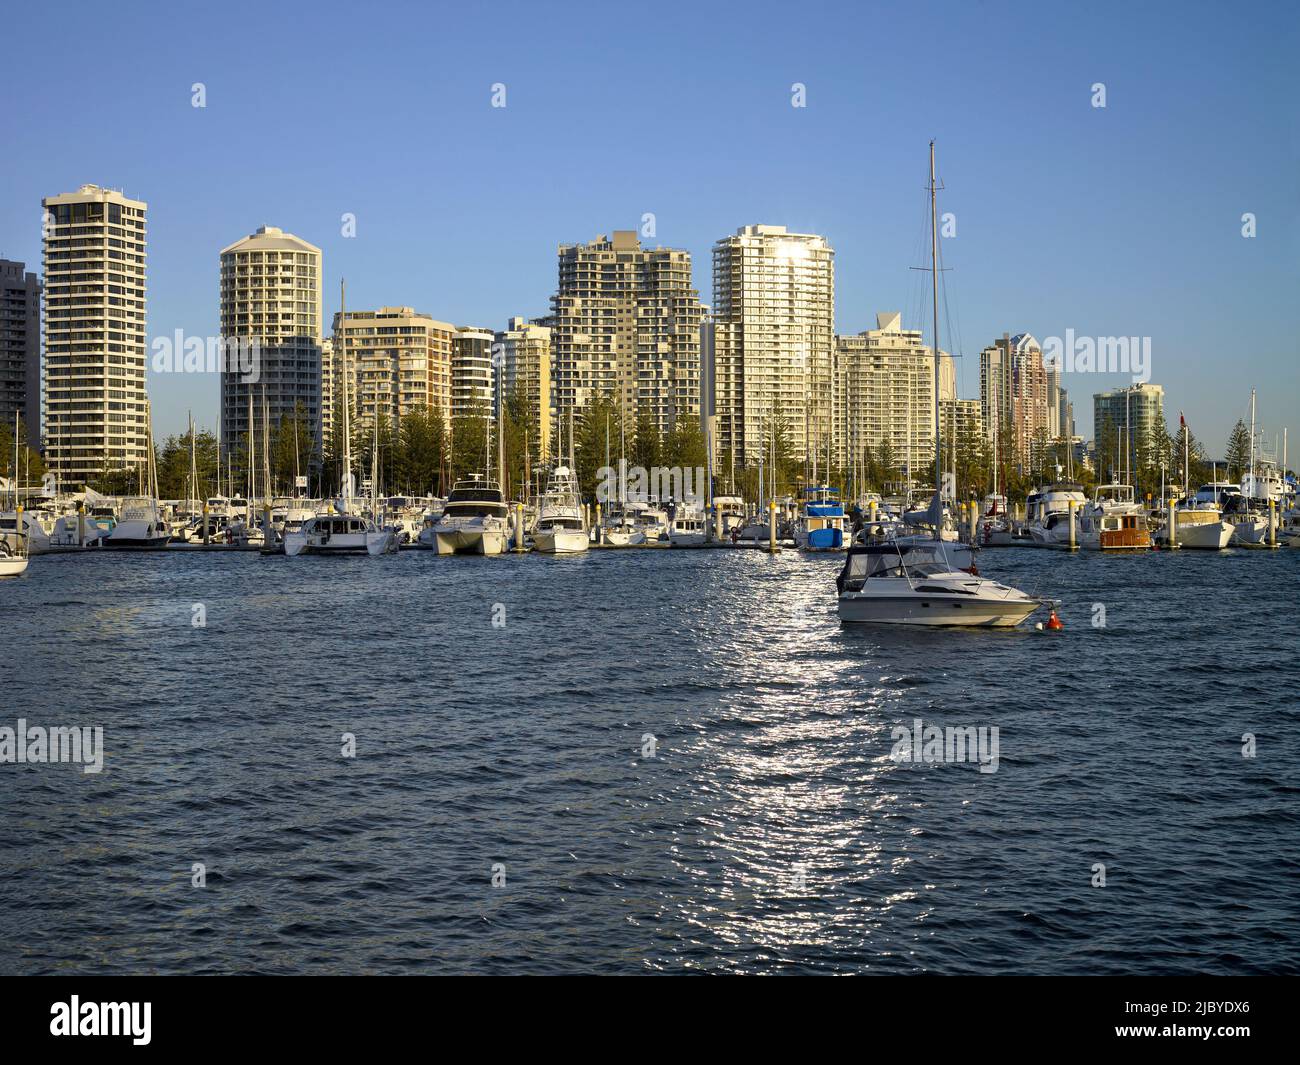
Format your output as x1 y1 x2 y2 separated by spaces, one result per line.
1046 609 1064 630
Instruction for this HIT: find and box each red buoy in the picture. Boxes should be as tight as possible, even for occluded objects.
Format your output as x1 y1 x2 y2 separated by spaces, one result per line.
1046 609 1064 630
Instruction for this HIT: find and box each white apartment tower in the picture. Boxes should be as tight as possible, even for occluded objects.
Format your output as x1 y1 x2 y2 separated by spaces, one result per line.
496 316 552 463
41 185 149 489
452 326 497 423
219 226 322 464
711 225 835 468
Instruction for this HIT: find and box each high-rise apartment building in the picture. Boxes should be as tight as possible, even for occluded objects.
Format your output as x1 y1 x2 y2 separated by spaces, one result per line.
452 326 496 422
836 313 939 484
939 398 984 453
1094 381 1165 478
711 225 834 467
980 332 1051 472
0 259 41 450
41 185 148 488
549 231 703 434
331 307 453 440
219 226 322 463
496 316 552 462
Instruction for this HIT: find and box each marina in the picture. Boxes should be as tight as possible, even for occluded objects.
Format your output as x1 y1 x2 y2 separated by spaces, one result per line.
2 540 1296 975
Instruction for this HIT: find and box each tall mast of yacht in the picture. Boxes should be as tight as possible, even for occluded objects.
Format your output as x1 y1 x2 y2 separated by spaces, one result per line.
340 278 352 511
929 139 942 542
496 360 505 492
187 410 196 516
247 382 255 519
1248 388 1257 497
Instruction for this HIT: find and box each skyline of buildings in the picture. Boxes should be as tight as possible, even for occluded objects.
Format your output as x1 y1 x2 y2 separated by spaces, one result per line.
10 184 1211 492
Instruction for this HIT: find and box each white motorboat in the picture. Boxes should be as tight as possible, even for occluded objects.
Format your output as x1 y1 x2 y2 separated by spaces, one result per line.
283 513 397 556
0 530 29 576
420 477 510 556
534 466 588 554
1162 497 1235 549
103 497 171 550
0 510 51 555
1025 481 1088 547
836 538 1040 627
838 141 1041 630
668 507 708 546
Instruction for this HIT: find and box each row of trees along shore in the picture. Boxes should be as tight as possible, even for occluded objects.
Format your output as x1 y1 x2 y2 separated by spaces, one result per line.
0 403 1280 507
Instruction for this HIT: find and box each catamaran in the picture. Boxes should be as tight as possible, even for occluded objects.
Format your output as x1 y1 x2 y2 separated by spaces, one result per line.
422 476 511 555
838 142 1041 628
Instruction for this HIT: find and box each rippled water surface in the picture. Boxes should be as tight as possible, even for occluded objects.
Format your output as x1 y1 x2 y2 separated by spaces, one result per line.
1 544 1297 974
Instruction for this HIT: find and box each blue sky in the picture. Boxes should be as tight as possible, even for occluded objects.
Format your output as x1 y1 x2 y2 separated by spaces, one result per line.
2 0 1296 453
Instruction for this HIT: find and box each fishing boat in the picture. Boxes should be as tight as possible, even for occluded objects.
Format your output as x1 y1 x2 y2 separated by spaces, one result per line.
838 141 1041 628
1025 479 1088 547
794 485 846 551
103 496 171 549
534 466 588 554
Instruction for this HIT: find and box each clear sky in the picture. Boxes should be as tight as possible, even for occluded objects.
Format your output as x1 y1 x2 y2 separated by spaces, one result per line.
2 0 1296 455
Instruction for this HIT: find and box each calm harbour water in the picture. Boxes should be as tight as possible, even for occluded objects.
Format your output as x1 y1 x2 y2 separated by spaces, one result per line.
1 543 1297 974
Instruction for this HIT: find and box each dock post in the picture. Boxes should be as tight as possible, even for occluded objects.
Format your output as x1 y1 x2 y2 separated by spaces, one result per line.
1168 497 1178 549
515 502 526 552
768 500 777 553
1269 499 1277 547
1068 500 1077 550
77 502 85 547
202 501 210 545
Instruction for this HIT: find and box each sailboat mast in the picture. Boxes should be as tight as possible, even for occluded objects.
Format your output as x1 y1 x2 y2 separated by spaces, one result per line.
341 279 352 510
929 139 942 539
1248 388 1256 497
188 410 196 515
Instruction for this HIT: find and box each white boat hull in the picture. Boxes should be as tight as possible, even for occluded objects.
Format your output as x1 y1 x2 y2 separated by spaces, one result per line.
601 528 642 547
535 528 589 554
1173 520 1235 549
432 527 507 556
838 592 1038 627
0 556 29 577
1233 517 1269 544
669 531 707 546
